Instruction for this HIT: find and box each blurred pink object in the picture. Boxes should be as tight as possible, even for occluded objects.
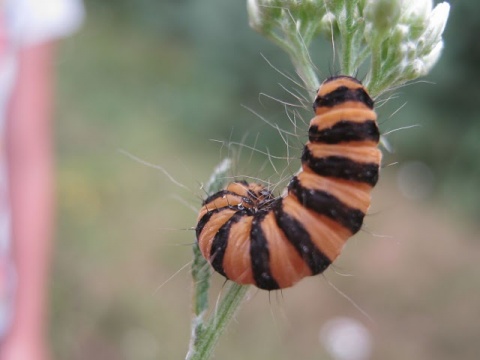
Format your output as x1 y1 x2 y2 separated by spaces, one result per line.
0 0 83 358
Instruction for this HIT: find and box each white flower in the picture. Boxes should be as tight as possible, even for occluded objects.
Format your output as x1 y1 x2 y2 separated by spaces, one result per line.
400 0 432 24
421 41 444 74
411 58 427 77
423 2 450 48
319 11 336 36
245 0 450 96
411 2 449 75
247 0 265 30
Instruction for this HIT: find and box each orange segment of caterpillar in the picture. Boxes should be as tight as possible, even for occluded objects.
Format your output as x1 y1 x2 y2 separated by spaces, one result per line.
196 75 382 290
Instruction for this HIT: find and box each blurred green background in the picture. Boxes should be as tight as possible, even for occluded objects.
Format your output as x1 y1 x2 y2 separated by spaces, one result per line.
52 1 479 359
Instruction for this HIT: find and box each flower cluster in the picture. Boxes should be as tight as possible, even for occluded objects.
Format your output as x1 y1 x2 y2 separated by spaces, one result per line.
247 0 450 96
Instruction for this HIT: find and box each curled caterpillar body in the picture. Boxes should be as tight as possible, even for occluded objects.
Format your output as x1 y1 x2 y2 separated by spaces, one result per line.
196 76 382 290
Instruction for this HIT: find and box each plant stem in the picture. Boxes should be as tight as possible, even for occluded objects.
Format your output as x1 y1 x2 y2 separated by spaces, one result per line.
366 35 384 97
188 283 249 360
341 0 355 75
186 243 211 357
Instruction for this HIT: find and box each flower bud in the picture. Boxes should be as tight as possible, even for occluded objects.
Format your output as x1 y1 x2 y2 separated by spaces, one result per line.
319 11 337 37
364 0 401 34
422 2 450 49
421 41 444 74
247 0 264 31
400 0 432 36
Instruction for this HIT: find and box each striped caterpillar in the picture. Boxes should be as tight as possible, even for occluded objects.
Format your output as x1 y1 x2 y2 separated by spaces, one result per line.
196 75 382 290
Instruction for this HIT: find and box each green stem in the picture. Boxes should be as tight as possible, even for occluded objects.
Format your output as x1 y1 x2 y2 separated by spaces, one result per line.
366 36 384 97
372 71 403 98
353 46 370 72
191 245 211 317
341 1 355 75
187 243 211 353
189 284 249 360
342 35 352 75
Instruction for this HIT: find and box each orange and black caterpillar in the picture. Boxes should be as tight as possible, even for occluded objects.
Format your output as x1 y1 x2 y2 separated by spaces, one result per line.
196 75 382 290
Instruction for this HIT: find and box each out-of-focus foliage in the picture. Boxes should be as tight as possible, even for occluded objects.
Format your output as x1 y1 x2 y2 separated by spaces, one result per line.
389 0 480 219
84 0 295 145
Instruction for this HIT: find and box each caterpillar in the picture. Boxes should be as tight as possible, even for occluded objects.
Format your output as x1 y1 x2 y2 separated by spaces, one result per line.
196 75 382 290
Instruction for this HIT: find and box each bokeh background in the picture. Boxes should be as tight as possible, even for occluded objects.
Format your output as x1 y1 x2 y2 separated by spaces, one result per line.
52 1 479 359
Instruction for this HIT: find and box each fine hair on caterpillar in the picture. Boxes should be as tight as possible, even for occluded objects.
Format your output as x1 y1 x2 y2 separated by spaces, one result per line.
210 112 305 196
211 68 318 195
196 75 382 290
